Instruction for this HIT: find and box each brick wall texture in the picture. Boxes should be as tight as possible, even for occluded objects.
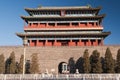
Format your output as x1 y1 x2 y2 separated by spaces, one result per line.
0 46 120 74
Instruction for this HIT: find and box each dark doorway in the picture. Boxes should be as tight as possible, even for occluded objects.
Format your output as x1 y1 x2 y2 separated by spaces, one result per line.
58 62 69 74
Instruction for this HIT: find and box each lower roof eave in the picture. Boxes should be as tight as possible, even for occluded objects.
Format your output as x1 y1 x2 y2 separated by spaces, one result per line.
16 31 111 39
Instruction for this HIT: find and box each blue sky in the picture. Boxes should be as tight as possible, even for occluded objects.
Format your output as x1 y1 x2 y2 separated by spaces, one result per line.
0 0 120 46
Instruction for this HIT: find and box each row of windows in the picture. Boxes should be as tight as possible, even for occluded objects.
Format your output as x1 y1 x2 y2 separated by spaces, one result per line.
28 22 100 27
66 10 96 14
30 10 96 15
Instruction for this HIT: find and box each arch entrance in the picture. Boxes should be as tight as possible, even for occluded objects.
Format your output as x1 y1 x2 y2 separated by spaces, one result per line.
58 62 69 74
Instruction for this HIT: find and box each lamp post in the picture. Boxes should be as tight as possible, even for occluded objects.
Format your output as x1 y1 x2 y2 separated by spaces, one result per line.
23 36 27 75
23 46 26 75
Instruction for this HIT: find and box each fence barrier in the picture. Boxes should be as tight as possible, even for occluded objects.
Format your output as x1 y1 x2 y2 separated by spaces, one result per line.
0 74 120 80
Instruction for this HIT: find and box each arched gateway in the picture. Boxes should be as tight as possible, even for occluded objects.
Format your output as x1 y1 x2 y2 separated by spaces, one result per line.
58 62 69 74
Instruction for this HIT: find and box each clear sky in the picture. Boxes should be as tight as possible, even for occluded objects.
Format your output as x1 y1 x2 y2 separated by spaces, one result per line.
0 0 120 46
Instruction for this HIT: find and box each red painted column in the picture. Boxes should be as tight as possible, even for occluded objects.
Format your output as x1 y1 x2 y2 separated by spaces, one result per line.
77 40 81 46
38 23 40 27
69 40 75 46
70 22 72 27
96 39 98 46
93 40 95 46
36 40 43 46
29 40 35 47
31 23 34 28
79 22 81 27
46 23 48 27
45 40 48 46
87 39 91 46
36 40 39 46
77 40 84 46
36 23 38 27
82 40 85 46
45 40 52 46
87 22 89 27
54 40 61 46
94 39 98 46
54 40 57 46
29 40 32 46
94 22 96 26
55 23 57 27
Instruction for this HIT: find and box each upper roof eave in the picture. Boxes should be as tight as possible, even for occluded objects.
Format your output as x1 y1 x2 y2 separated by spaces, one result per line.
25 6 101 11
25 6 102 15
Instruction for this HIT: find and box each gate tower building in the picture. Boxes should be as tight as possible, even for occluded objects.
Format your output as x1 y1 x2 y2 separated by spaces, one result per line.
16 6 110 46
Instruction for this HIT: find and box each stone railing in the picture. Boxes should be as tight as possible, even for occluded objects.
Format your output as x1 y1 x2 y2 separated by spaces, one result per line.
0 74 120 80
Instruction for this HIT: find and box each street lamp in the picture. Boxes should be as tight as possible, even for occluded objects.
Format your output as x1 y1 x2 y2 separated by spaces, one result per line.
23 36 27 75
23 46 26 75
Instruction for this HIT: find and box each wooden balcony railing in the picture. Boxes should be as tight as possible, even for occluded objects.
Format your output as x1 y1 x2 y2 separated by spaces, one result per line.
24 25 103 30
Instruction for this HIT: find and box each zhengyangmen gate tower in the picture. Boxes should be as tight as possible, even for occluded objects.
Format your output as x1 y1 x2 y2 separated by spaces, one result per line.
16 6 110 46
